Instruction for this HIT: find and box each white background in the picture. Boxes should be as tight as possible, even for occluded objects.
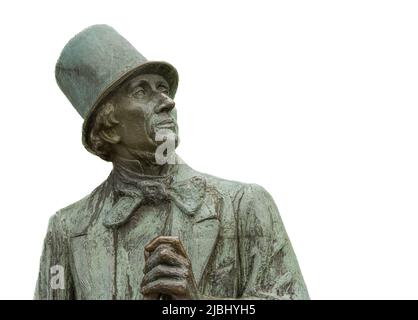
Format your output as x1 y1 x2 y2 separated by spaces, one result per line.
0 0 418 300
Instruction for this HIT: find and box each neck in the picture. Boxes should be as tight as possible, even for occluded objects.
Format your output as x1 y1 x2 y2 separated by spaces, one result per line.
112 154 173 176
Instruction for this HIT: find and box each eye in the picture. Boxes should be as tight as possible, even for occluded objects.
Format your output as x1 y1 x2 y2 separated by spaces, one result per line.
157 85 169 95
132 87 146 98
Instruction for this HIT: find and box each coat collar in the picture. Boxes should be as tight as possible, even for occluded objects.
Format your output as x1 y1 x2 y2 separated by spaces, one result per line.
103 155 207 228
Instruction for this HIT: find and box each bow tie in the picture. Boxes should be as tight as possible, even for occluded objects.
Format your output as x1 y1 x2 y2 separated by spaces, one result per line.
103 170 207 229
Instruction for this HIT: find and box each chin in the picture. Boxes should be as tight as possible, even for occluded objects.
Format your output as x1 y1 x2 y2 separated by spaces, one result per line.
151 127 178 144
154 133 179 151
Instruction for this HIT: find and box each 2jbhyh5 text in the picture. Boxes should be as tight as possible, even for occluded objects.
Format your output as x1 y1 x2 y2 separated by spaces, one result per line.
162 303 256 318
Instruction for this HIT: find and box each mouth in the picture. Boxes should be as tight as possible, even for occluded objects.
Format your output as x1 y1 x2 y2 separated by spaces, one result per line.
155 119 176 129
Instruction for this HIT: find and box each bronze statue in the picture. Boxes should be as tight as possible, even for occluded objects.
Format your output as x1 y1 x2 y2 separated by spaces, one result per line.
35 24 309 300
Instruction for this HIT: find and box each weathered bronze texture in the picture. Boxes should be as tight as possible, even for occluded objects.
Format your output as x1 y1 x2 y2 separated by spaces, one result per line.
35 24 309 300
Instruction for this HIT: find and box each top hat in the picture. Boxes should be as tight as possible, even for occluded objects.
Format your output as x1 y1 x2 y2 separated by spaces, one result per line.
55 24 179 152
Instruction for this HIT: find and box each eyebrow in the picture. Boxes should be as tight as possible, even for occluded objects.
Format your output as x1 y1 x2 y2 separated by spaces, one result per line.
126 79 148 93
155 80 169 89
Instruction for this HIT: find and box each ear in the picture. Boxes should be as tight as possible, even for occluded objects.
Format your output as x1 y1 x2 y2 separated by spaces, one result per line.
99 128 121 145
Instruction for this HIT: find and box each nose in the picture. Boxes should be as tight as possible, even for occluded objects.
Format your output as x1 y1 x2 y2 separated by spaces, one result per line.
154 95 175 113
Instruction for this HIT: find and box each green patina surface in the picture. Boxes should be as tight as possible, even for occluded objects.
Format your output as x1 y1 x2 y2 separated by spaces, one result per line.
35 24 309 300
35 158 309 299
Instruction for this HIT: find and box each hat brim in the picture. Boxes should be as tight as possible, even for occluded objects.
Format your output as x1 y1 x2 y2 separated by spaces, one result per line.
82 60 179 153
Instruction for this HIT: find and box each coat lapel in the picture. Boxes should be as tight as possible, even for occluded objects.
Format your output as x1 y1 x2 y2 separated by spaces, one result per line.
167 163 222 286
169 184 221 285
191 204 220 285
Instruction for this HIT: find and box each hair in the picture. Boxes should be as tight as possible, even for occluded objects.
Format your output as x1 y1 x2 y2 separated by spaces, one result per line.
88 101 120 161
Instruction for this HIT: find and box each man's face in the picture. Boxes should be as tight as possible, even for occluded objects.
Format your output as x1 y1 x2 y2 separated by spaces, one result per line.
111 73 178 155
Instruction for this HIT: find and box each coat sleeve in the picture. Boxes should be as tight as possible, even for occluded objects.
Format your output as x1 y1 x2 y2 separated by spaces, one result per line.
34 213 75 300
236 184 309 300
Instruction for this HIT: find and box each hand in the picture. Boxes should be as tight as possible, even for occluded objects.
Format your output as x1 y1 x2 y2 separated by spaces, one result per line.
141 236 200 300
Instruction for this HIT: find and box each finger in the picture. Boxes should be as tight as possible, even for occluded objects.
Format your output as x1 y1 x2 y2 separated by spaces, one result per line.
141 265 188 287
144 243 173 264
141 279 187 297
145 236 188 257
146 243 172 260
144 245 190 274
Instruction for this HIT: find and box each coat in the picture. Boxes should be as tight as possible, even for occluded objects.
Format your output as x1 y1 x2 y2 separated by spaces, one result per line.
34 158 309 300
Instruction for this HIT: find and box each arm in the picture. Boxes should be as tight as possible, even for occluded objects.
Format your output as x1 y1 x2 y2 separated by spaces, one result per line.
236 184 309 300
34 213 75 300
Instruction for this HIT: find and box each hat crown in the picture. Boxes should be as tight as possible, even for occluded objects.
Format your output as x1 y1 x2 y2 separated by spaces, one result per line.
55 24 148 118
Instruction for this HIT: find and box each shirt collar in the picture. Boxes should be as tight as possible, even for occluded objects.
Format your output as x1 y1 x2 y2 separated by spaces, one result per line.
111 155 180 184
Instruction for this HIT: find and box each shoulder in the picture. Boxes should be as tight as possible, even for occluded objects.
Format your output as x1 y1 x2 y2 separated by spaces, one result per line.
180 164 245 197
181 163 272 205
199 172 280 235
47 179 109 237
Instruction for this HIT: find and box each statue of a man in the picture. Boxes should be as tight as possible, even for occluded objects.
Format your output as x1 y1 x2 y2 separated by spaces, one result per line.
35 25 309 300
